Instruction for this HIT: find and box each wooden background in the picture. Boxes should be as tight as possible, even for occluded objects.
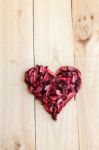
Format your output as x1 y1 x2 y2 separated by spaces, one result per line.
0 0 99 149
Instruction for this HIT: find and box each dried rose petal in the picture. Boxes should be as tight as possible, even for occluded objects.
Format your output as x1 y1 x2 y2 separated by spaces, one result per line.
25 65 82 120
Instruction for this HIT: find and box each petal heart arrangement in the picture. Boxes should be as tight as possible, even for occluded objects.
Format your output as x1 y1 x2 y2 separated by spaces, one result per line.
25 65 82 120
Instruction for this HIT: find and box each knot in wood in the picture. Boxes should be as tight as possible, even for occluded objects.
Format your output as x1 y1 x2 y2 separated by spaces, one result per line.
75 15 94 43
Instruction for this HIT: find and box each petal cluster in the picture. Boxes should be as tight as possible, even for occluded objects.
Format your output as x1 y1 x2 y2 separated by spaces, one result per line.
25 65 82 120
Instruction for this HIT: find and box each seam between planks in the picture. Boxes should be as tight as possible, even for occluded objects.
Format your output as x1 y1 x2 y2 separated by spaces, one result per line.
32 0 36 149
71 0 80 150
75 101 81 150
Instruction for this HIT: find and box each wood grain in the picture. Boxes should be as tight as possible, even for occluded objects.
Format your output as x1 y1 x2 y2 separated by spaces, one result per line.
34 0 79 150
0 0 35 149
72 0 99 149
1 0 99 149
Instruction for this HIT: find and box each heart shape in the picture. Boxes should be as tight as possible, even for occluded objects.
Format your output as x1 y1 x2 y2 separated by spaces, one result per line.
25 65 82 120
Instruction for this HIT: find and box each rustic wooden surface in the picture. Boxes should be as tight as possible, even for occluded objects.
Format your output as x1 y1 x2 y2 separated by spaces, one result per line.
73 0 99 150
0 0 99 149
0 0 35 149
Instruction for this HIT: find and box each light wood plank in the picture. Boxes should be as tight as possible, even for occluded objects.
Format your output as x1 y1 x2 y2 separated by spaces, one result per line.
72 0 99 149
34 0 79 150
0 0 35 149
